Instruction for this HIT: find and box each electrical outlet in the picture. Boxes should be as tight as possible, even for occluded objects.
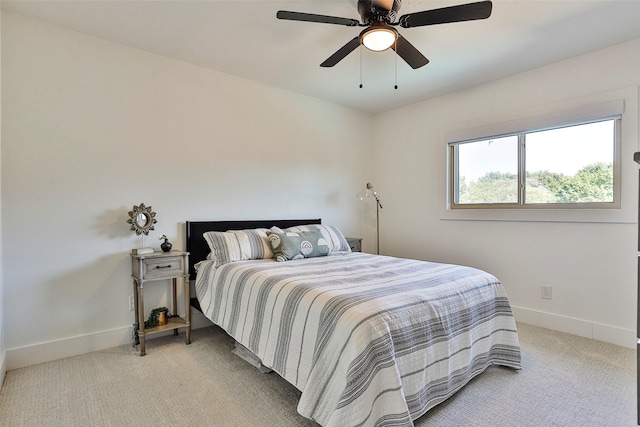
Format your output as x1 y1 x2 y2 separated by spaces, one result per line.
129 295 135 311
541 285 552 300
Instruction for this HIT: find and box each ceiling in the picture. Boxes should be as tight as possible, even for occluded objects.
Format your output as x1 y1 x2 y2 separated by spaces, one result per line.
2 0 640 114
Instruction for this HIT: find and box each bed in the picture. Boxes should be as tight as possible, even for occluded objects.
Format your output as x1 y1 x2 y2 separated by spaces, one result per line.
186 219 521 427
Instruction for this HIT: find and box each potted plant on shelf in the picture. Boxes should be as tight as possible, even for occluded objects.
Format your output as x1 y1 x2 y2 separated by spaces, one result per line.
131 307 171 344
146 307 170 328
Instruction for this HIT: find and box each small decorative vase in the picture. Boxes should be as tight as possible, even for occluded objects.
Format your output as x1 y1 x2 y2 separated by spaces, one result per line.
161 239 172 252
158 311 167 326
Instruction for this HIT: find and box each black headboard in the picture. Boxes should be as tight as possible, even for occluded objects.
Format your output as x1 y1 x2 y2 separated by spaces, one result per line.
185 219 321 280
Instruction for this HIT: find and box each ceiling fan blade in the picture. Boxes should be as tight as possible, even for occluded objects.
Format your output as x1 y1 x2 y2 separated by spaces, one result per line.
277 11 360 27
392 35 429 69
399 0 492 28
320 37 361 67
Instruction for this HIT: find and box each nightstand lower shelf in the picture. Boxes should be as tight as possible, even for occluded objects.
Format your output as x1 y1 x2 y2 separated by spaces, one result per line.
141 316 188 336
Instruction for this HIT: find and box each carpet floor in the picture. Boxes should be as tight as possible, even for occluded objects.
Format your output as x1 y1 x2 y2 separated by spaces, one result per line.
0 322 635 426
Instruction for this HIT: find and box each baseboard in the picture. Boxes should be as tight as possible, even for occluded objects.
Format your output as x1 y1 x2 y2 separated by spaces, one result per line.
0 349 6 387
512 305 635 349
6 326 132 370
5 311 215 371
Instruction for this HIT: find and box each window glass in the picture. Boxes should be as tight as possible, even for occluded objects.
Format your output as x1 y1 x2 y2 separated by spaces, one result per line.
525 120 614 204
457 135 518 204
449 117 619 209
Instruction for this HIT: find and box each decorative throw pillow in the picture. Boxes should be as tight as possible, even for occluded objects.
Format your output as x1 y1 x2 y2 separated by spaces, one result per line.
267 229 331 262
229 228 273 259
204 228 273 267
284 224 351 253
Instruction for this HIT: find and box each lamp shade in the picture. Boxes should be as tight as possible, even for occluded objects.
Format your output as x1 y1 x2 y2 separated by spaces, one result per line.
360 26 397 52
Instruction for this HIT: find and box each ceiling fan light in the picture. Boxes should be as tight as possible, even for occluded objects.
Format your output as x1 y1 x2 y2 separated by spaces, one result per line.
361 27 397 52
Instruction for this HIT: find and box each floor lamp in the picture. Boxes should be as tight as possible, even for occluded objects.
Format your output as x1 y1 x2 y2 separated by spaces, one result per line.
357 182 383 254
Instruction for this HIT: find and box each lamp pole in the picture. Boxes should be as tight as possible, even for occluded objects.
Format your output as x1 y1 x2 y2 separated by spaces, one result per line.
366 183 383 255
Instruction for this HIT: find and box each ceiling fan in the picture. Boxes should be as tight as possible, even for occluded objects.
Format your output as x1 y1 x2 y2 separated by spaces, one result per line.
276 0 493 69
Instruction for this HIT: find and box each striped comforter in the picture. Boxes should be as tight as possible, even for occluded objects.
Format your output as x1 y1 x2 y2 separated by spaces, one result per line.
195 252 521 427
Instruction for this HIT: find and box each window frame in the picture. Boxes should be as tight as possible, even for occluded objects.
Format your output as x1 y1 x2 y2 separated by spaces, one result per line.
448 116 622 210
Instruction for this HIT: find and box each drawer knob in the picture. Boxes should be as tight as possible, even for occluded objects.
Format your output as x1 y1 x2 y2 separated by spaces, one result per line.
156 265 172 269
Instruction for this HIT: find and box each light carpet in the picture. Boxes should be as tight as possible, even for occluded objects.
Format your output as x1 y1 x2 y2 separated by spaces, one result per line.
0 322 635 426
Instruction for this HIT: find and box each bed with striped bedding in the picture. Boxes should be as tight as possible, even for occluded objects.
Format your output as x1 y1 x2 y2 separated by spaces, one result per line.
195 251 521 427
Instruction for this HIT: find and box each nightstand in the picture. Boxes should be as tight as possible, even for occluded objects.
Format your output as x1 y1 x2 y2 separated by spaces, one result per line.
346 237 362 252
131 251 191 356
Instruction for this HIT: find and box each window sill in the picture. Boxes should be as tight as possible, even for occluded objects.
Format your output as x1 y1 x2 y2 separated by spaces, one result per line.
441 207 634 224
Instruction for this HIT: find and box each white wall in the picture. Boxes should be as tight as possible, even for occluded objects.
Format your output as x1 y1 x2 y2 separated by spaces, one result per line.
374 38 640 347
1 12 374 369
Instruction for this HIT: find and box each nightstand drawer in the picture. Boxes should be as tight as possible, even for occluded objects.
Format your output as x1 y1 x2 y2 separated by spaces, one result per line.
346 237 362 252
141 256 185 280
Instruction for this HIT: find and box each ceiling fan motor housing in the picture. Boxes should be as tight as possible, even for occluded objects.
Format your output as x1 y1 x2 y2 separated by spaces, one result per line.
358 0 401 25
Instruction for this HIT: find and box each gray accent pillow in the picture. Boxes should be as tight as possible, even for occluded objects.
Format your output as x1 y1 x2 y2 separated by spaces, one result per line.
283 224 351 252
267 230 331 262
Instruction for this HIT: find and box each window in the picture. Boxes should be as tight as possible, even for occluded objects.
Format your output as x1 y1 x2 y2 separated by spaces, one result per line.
448 117 620 209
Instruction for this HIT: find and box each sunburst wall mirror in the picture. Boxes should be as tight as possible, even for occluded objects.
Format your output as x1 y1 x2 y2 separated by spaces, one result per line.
127 203 157 254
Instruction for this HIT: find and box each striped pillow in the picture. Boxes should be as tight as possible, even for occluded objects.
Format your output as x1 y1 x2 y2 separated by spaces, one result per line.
284 224 351 253
203 228 274 267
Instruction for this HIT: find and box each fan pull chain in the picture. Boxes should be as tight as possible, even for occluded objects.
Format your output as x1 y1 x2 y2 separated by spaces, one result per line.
359 46 363 89
394 39 398 90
